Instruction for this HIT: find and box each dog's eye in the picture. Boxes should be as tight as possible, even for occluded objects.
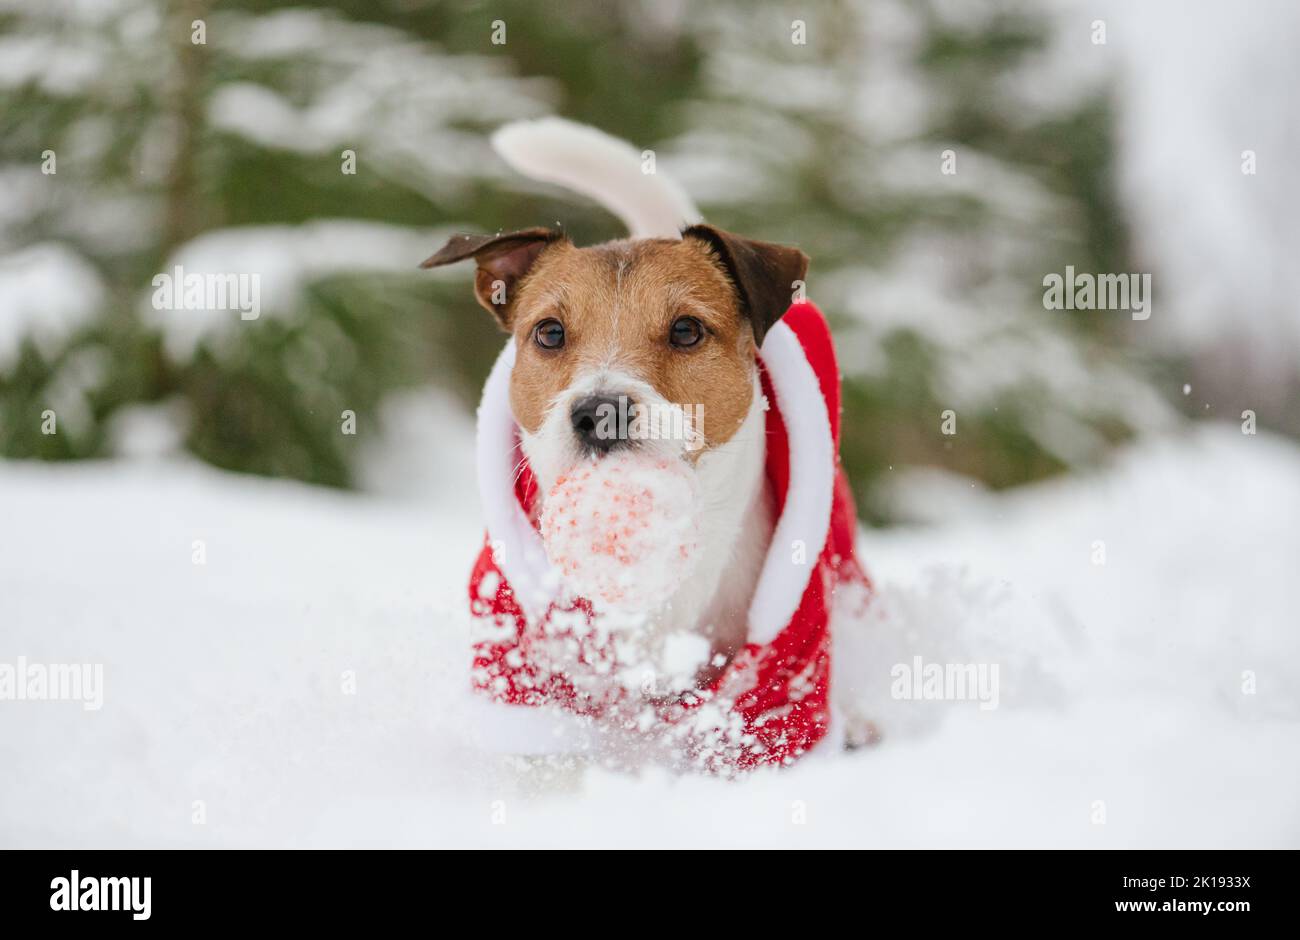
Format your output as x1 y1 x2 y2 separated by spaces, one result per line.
669 316 704 348
534 318 565 349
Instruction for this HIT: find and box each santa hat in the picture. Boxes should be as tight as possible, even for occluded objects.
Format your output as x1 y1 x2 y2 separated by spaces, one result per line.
467 301 868 771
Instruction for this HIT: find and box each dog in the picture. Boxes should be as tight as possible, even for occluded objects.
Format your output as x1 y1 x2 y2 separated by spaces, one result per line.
424 119 870 769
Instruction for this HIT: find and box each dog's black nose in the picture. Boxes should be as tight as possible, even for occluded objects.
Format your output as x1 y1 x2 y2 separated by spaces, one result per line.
571 395 631 454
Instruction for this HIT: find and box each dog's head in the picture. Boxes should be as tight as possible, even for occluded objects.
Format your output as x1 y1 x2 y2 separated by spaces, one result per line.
423 225 807 491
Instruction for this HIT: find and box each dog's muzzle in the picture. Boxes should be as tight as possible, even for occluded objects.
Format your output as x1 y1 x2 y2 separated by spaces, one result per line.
570 394 633 455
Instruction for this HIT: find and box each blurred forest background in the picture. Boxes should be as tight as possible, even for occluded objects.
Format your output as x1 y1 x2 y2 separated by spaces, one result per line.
2 0 1296 525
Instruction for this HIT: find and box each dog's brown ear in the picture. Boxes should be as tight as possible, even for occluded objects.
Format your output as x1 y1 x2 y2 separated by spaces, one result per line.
420 227 564 329
683 224 808 347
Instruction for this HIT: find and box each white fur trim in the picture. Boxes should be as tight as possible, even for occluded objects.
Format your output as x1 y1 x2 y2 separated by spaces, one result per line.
476 340 557 621
491 118 701 239
476 317 834 647
745 321 836 644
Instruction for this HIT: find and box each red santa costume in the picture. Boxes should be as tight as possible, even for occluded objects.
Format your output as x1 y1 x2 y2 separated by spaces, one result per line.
466 300 869 772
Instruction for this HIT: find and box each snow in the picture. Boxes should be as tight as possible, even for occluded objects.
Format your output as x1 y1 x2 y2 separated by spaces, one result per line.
1 422 1295 848
205 6 556 201
0 242 105 370
1005 0 1300 395
541 452 700 613
0 30 109 97
141 220 448 360
1092 0 1300 380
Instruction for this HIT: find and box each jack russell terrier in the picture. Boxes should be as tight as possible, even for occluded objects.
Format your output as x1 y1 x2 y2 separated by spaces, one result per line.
423 119 871 772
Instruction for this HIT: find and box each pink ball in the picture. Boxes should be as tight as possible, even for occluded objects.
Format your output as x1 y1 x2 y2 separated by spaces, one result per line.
540 452 700 611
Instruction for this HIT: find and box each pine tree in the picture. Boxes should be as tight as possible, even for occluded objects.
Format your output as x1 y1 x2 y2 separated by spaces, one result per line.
653 0 1175 522
1 0 1174 521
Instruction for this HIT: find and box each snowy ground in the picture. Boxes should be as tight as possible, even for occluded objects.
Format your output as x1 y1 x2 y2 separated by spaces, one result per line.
1 423 1297 848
